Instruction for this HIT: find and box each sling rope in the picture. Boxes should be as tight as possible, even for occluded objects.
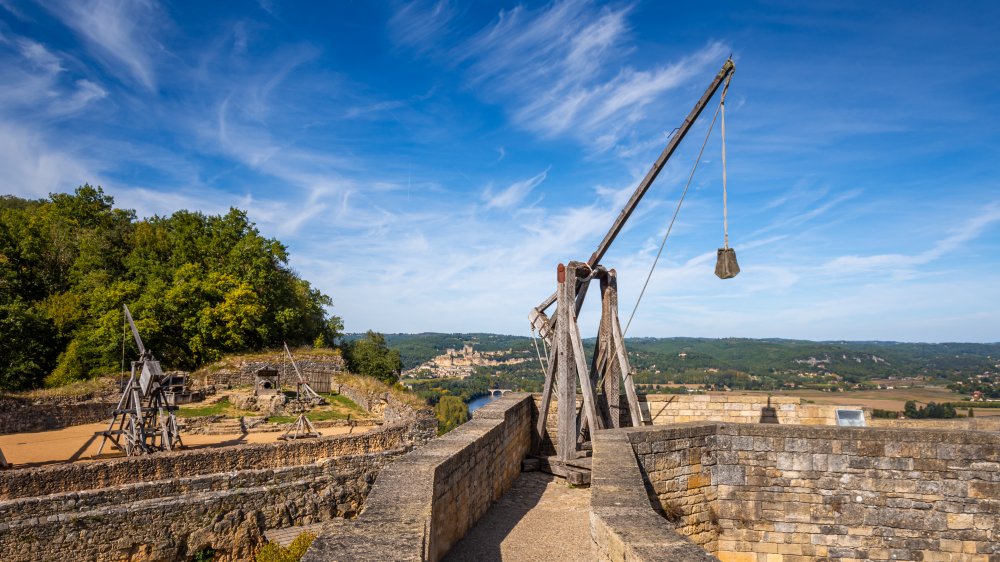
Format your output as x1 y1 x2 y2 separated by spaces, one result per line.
120 312 127 388
721 79 730 249
530 327 548 372
623 73 733 336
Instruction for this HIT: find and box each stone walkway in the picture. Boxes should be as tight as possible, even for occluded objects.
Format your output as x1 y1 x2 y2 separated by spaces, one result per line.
443 471 593 561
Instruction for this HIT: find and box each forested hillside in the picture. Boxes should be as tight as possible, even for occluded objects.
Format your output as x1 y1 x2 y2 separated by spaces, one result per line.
381 333 1000 390
0 186 341 391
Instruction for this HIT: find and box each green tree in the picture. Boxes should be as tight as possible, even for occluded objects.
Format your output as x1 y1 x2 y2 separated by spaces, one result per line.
903 400 919 419
344 330 403 384
435 395 469 435
0 301 60 390
0 187 342 390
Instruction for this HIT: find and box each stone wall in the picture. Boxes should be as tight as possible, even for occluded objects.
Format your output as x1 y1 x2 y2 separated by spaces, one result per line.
0 375 437 561
201 354 345 389
590 428 718 562
605 423 1000 562
534 393 870 456
0 424 415 500
0 451 397 562
303 393 535 562
871 416 1000 432
644 394 867 426
709 424 1000 562
0 396 113 434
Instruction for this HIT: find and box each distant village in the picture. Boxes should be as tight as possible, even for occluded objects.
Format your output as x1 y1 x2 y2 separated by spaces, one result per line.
403 343 530 379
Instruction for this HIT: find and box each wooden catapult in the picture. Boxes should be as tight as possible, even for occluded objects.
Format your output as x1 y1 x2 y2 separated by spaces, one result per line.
96 305 182 456
284 342 324 402
530 59 736 481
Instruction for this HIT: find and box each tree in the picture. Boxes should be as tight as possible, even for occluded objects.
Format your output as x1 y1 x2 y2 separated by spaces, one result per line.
903 400 919 419
0 301 60 390
344 330 403 385
0 187 342 390
435 395 469 435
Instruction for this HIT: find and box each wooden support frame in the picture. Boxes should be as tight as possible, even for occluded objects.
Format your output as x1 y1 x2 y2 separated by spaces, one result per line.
284 342 324 402
278 414 321 440
96 305 182 457
534 262 650 464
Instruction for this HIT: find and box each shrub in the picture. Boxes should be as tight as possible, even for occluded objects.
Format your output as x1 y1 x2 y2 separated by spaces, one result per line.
255 532 316 562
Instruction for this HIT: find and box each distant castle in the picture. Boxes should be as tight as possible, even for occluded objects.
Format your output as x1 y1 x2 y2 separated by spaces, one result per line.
404 343 528 379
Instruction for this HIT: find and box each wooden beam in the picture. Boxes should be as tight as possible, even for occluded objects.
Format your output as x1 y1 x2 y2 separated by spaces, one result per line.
609 277 644 427
535 336 558 450
556 264 576 462
587 59 735 269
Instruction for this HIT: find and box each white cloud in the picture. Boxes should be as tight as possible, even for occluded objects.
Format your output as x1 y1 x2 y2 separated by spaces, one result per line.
388 0 455 54
483 168 548 210
456 0 728 150
824 203 1000 275
41 0 162 90
0 122 95 197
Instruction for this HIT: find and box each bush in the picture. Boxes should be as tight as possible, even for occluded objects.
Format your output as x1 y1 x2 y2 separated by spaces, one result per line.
255 532 316 562
343 331 402 385
435 395 469 434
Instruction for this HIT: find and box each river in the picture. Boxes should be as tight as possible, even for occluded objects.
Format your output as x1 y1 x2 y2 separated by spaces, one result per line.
467 393 500 414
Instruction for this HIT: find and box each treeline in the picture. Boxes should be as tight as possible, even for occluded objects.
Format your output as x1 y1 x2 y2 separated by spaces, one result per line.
378 333 1000 384
0 186 342 391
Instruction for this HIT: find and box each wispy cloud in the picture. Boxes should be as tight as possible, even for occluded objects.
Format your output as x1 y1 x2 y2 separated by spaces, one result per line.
388 0 455 54
482 168 548 210
41 0 163 90
825 203 1000 275
454 0 728 151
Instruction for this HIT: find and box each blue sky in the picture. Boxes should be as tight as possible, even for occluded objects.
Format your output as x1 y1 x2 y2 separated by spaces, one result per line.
1 1 998 341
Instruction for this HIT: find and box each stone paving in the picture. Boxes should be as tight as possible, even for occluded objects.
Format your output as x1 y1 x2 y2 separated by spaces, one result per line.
443 471 592 561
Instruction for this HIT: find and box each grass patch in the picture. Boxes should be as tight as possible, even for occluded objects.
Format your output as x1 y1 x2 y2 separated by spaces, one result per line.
176 398 231 418
266 393 369 424
175 397 256 419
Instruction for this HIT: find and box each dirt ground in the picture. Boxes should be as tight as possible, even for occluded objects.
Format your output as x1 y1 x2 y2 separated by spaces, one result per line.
0 421 370 468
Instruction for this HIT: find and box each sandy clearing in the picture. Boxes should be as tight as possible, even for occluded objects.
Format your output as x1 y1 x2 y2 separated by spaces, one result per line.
0 421 369 468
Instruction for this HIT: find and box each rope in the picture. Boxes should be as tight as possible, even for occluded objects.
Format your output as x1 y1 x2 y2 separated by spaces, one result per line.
721 81 730 249
530 327 547 372
623 74 732 336
120 311 127 387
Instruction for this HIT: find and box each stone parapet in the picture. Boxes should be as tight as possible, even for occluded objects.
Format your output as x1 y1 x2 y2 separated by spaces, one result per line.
593 422 1000 562
590 428 719 561
303 393 535 562
642 394 869 426
871 416 1000 431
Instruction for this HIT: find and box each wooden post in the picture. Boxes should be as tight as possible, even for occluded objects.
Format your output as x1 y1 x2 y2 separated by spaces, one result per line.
599 273 622 427
566 263 602 440
556 264 576 462
535 336 558 448
608 271 645 426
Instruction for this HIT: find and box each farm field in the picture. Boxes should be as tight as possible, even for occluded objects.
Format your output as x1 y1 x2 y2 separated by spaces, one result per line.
720 387 1000 416
0 421 369 468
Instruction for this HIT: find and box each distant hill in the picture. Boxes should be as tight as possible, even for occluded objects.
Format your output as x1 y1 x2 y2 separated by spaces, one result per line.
365 333 1000 385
